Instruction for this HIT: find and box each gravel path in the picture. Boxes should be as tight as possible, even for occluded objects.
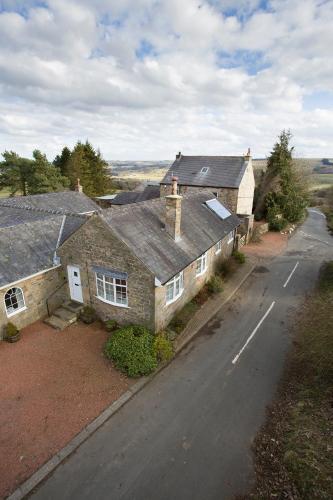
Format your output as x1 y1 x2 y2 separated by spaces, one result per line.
243 231 288 258
0 320 131 499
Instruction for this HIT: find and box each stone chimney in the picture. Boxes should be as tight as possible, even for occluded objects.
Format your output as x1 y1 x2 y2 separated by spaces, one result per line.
244 148 251 160
75 178 83 193
165 176 182 241
176 151 182 160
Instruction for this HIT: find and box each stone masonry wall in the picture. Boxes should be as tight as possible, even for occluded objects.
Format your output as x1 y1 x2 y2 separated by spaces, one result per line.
0 267 66 340
160 184 239 213
155 232 234 331
58 216 156 331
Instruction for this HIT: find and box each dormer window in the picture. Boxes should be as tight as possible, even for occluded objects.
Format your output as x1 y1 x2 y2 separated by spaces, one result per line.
200 167 209 174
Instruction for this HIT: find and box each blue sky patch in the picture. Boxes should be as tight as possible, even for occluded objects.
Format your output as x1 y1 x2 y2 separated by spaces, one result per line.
217 49 270 75
136 40 157 60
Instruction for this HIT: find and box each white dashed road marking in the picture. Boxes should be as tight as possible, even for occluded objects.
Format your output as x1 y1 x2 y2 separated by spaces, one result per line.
283 261 299 288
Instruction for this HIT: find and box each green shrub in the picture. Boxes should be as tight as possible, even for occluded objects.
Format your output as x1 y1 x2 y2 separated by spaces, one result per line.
169 301 199 334
232 250 246 264
154 333 173 362
104 325 157 377
207 275 224 294
105 319 119 333
5 322 19 338
269 217 288 231
217 257 237 278
80 305 96 324
192 285 210 305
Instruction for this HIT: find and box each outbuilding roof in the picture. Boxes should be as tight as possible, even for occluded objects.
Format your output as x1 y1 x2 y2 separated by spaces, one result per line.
161 155 247 189
0 191 100 215
0 215 86 287
111 185 160 205
102 192 239 284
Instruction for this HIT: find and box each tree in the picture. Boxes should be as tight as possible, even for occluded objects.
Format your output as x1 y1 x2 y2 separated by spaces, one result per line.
27 150 69 194
53 146 71 177
254 131 308 227
66 141 111 197
0 151 33 196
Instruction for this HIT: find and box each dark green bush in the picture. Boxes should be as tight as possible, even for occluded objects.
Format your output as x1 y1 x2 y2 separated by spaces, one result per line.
154 333 173 362
217 257 237 278
80 305 96 324
269 217 288 231
207 275 224 294
104 325 157 377
105 319 119 333
5 322 19 338
232 250 246 264
169 301 199 334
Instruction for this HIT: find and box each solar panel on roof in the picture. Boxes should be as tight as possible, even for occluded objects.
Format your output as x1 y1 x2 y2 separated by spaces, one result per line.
205 198 231 220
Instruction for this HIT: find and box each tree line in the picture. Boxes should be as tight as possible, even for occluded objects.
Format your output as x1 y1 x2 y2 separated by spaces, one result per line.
0 141 112 198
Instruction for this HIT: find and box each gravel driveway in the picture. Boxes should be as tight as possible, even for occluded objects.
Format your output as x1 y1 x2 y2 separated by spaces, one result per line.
0 320 131 499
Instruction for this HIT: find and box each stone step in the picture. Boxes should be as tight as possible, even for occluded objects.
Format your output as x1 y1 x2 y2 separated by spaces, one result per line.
44 315 69 331
53 307 77 324
62 301 84 315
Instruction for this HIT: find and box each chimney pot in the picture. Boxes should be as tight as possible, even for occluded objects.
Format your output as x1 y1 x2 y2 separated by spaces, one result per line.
75 178 83 193
176 151 182 160
245 148 251 159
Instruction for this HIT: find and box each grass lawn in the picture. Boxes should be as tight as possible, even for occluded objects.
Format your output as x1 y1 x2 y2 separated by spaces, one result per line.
0 188 12 198
309 173 333 191
248 262 333 499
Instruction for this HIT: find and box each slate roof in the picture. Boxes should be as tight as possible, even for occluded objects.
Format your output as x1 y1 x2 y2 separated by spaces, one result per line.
0 191 100 214
0 191 94 287
102 192 239 284
111 185 160 205
161 155 247 189
0 215 86 287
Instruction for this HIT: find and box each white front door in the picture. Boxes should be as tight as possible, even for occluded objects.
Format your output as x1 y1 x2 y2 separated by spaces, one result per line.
67 265 83 303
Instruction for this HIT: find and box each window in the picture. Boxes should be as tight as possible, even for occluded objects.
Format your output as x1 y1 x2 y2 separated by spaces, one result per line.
228 230 235 244
95 272 128 307
215 240 222 254
196 252 208 276
200 167 209 174
5 287 26 316
166 271 184 305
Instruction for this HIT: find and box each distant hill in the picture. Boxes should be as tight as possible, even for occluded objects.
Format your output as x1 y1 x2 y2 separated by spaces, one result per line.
253 158 333 174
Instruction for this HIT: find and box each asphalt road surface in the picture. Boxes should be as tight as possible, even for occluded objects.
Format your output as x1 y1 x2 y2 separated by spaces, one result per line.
32 210 333 500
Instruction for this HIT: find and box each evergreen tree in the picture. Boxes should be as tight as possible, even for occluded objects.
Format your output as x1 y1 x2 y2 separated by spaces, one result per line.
0 151 33 196
53 146 71 177
255 130 308 228
67 141 111 197
27 150 69 194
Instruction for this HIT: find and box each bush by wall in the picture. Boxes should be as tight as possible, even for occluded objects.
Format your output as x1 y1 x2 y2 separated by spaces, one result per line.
105 325 157 377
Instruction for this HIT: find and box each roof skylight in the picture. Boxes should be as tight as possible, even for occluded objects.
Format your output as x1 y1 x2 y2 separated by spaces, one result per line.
205 198 231 220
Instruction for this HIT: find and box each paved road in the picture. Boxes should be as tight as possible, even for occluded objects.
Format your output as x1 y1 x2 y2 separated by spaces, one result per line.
32 210 332 500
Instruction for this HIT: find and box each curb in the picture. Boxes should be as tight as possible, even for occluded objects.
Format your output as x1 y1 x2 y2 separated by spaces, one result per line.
7 264 255 500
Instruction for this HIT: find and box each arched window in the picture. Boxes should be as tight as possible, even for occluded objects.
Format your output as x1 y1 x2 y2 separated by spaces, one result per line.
4 287 26 316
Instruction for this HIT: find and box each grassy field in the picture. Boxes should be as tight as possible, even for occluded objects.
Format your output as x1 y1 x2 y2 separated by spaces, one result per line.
113 167 168 182
248 262 333 499
310 173 333 191
0 188 12 198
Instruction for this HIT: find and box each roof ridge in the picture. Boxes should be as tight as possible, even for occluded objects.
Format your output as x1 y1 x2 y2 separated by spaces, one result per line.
0 200 88 219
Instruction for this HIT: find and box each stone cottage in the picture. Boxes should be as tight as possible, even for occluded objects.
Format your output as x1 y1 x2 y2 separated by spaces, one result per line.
0 191 100 338
59 179 240 332
160 151 255 215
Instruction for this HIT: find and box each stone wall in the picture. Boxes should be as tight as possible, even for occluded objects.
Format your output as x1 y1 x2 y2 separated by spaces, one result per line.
155 232 234 331
160 184 239 213
58 216 156 330
0 267 66 339
236 159 255 215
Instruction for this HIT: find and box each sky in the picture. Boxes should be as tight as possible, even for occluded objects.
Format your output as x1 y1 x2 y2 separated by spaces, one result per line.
0 0 333 160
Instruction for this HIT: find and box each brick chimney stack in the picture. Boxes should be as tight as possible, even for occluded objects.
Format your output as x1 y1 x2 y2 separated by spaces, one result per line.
165 176 182 241
75 178 83 193
244 148 251 160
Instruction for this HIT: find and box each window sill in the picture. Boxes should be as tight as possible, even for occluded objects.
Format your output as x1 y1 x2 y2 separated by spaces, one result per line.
6 306 27 318
165 289 184 307
95 296 130 309
196 268 207 278
215 249 221 255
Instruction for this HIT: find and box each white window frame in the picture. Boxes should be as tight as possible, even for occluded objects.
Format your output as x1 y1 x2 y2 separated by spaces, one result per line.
4 287 27 317
95 272 128 308
196 252 208 277
228 230 235 245
165 271 184 305
215 240 222 255
200 167 209 174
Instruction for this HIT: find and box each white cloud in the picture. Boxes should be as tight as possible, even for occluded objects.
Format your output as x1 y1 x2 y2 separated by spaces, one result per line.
0 0 332 159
